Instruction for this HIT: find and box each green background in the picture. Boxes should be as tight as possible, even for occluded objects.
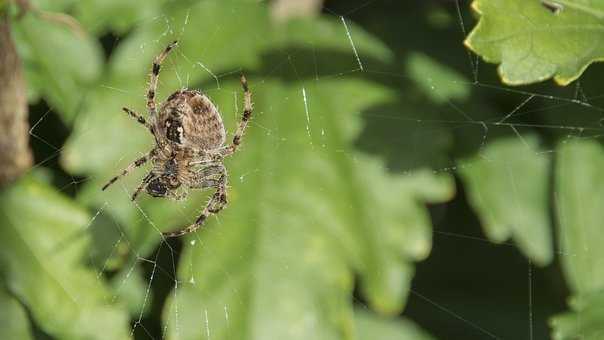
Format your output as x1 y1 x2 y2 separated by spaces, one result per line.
3 0 604 339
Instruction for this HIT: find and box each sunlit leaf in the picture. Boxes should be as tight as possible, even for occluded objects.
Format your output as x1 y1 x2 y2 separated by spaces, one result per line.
465 0 604 85
0 177 130 340
458 135 553 265
161 78 452 340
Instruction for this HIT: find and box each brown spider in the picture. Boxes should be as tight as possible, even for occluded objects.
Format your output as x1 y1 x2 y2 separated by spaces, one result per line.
101 41 253 237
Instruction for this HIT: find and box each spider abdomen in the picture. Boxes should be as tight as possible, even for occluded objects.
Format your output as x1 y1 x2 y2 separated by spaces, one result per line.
158 90 226 150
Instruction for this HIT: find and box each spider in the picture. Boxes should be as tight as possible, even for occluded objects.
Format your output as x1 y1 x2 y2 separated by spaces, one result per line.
101 41 253 238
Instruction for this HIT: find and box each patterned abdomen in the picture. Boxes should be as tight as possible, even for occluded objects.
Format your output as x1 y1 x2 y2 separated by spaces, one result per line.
157 90 226 150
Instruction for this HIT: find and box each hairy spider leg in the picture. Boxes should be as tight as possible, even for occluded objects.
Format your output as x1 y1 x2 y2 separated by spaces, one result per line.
162 170 228 237
123 106 165 147
131 172 155 201
147 40 178 117
123 107 153 130
101 150 154 191
221 74 253 157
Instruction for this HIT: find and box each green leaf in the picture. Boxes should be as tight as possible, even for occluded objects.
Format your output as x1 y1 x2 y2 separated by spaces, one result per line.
355 309 434 340
0 177 130 340
458 135 553 265
0 288 33 340
465 0 604 85
161 79 452 340
555 139 604 294
548 139 604 339
406 52 470 103
13 14 103 122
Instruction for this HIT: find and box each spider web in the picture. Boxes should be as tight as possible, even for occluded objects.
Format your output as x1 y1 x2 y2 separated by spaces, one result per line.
23 1 604 339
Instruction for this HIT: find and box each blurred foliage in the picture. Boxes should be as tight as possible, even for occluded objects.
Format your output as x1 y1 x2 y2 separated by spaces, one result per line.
459 135 552 265
2 0 604 339
550 140 604 340
0 176 130 340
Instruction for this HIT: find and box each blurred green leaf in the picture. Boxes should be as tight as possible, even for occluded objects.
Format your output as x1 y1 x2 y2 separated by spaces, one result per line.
459 135 553 265
555 139 604 293
13 14 103 122
0 289 33 340
354 309 434 340
551 289 604 340
162 79 452 340
465 0 604 85
550 139 604 339
74 0 163 34
111 264 151 317
0 177 130 340
28 0 75 12
406 52 470 103
273 17 394 66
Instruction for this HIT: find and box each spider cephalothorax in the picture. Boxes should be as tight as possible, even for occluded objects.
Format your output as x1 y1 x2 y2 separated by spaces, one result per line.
101 41 253 237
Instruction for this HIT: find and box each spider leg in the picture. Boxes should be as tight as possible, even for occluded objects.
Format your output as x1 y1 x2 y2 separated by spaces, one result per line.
147 40 178 117
188 164 225 187
131 172 155 201
123 107 153 130
221 74 253 157
101 150 155 191
162 169 228 238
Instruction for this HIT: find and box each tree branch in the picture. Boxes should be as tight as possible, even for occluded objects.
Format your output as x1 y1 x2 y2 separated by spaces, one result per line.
0 14 33 186
271 0 324 21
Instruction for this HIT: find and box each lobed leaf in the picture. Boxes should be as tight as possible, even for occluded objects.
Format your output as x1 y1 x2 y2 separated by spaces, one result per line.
162 79 452 340
465 0 604 85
